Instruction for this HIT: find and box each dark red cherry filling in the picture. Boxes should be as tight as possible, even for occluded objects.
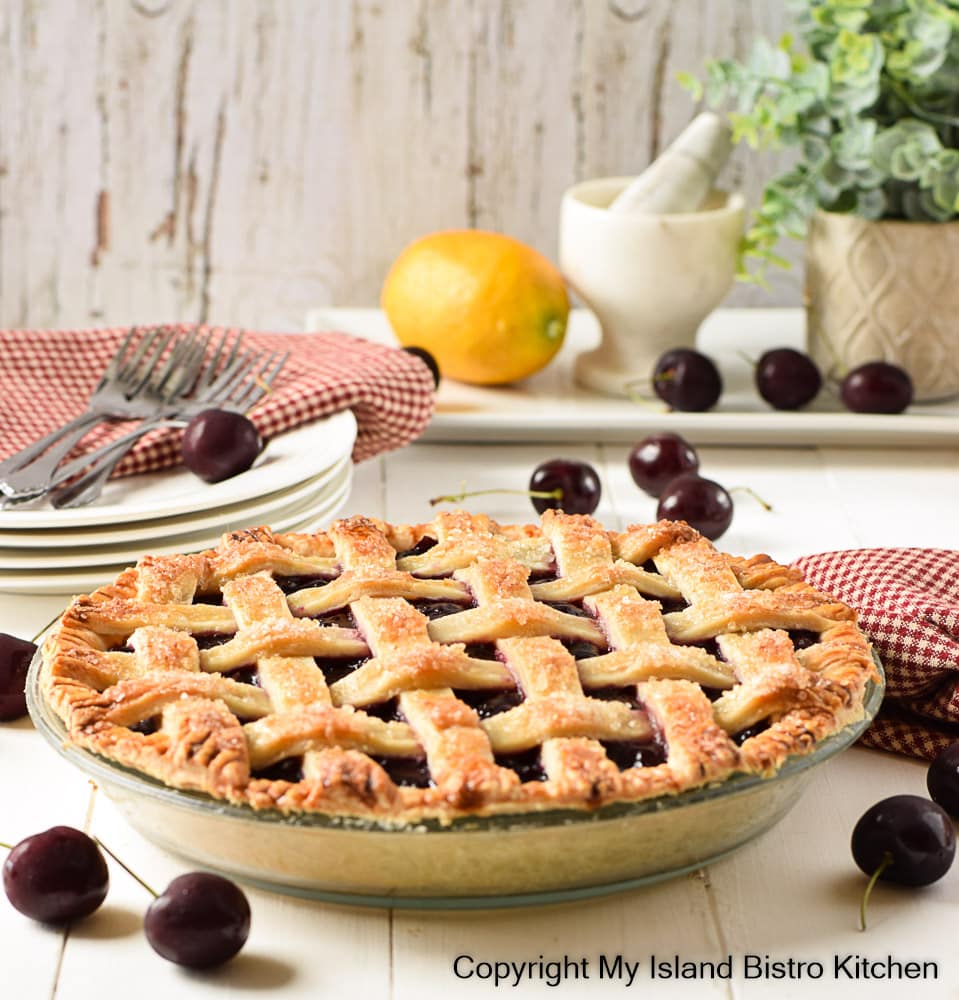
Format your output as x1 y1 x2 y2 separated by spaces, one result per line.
734 719 770 745
371 754 431 788
315 608 356 629
601 738 668 769
192 591 224 606
194 633 233 650
396 536 438 559
495 747 547 782
528 569 558 583
464 642 498 661
659 595 691 615
788 629 820 650
252 756 304 783
225 665 259 687
274 574 333 596
456 688 524 719
363 697 404 723
313 655 369 686
129 716 161 735
409 599 469 620
544 600 590 618
562 638 604 660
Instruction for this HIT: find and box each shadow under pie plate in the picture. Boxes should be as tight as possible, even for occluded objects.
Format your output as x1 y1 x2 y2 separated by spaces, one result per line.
26 651 884 910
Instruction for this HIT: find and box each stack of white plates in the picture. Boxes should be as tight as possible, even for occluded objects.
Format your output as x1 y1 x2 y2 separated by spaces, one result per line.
0 411 357 594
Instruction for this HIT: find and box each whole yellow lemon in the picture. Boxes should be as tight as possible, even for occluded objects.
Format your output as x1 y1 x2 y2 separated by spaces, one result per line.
381 230 569 385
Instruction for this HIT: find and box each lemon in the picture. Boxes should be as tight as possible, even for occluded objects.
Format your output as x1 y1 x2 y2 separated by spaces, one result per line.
381 230 569 385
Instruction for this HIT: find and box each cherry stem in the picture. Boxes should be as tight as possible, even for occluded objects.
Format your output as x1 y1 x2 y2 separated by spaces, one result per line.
429 487 562 506
859 851 893 931
623 380 668 410
0 840 12 851
737 350 757 367
31 611 63 644
729 486 773 512
94 838 159 899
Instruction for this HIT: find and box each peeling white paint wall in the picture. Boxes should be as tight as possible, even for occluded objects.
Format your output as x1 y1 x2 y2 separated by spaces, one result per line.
0 0 796 331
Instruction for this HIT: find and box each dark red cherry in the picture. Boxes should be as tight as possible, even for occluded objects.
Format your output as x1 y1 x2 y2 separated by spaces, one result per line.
144 872 251 968
840 362 913 414
927 743 959 818
0 633 37 721
628 433 699 497
181 409 263 483
656 474 733 540
652 349 722 412
756 348 822 410
3 826 108 924
529 459 601 515
852 795 955 887
402 346 441 388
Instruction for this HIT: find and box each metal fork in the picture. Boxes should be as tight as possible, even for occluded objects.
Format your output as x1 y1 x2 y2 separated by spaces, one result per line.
0 326 210 499
45 349 287 509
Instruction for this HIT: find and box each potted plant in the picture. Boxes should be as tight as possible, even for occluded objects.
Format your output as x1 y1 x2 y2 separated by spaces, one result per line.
682 0 959 400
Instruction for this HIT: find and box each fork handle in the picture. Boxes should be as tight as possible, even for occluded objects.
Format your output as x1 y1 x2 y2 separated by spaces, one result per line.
0 413 105 498
47 419 183 509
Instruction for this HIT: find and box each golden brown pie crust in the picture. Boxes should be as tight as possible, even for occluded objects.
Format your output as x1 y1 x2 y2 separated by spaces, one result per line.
41 511 878 825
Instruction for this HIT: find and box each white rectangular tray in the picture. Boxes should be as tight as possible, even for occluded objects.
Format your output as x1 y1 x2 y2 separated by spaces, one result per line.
306 307 959 447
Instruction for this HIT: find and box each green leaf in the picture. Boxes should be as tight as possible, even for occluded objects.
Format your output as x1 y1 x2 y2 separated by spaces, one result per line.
831 117 877 169
873 119 942 176
676 71 704 102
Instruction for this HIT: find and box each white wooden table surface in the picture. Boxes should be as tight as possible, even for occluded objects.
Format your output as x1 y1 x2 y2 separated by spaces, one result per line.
2 435 958 999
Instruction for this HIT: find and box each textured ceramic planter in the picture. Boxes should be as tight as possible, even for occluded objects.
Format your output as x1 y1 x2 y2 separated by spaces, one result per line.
806 210 959 401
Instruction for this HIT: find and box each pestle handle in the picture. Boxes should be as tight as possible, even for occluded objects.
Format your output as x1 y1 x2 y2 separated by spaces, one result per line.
609 112 732 215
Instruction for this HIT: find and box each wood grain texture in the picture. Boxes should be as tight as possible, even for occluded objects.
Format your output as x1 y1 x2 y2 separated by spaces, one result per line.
0 0 796 331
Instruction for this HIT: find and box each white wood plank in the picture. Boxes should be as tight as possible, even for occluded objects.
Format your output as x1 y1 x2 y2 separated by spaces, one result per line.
818 447 959 550
54 789 392 1000
393 887 731 999
708 748 959 1000
0 0 803 332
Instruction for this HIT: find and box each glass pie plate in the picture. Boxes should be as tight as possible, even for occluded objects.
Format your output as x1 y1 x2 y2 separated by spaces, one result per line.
27 651 884 910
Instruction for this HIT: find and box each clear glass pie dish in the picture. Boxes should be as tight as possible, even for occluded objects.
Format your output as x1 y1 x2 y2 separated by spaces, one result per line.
26 650 884 909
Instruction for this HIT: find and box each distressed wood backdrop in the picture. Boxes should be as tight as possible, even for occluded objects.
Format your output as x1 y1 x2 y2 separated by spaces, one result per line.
0 0 797 331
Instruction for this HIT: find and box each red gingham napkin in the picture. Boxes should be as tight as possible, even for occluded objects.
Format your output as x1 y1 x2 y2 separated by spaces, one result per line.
793 548 959 760
0 325 435 474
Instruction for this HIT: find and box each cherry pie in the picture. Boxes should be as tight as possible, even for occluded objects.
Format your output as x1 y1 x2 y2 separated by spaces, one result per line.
41 511 878 825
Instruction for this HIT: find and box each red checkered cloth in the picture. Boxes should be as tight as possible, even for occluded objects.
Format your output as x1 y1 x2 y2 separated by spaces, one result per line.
0 325 435 473
793 548 959 760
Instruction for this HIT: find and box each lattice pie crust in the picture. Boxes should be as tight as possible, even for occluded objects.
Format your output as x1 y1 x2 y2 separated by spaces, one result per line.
41 511 878 824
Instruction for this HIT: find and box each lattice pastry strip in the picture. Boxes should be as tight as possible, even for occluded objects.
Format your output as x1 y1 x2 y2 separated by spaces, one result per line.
532 509 682 603
288 515 469 617
430 559 604 646
576 585 736 690
220 572 343 783
482 637 651 753
395 510 554 577
711 630 816 733
655 537 856 641
330 597 512 707
399 688 519 810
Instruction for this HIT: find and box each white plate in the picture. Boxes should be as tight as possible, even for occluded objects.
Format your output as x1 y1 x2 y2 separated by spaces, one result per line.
0 461 352 570
0 411 357 530
0 470 353 595
0 455 351 549
306 308 959 447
